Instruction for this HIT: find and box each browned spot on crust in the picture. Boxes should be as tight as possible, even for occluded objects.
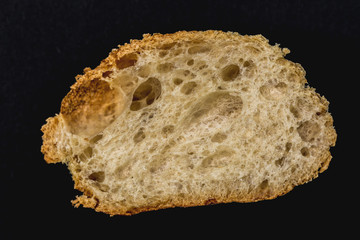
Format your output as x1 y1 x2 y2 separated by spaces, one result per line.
102 70 113 78
41 116 63 163
204 198 218 205
61 78 125 137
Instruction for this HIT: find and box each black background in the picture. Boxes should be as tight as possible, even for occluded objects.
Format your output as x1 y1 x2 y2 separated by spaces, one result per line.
1 0 359 238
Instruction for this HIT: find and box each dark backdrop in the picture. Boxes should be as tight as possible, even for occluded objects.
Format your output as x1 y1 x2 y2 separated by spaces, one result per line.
1 0 358 238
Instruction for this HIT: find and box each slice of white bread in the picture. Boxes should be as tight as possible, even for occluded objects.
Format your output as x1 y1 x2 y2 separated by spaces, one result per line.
41 30 336 215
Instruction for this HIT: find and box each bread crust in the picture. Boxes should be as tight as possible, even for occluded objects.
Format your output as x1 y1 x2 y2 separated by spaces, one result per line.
41 30 337 216
41 116 63 163
69 147 333 216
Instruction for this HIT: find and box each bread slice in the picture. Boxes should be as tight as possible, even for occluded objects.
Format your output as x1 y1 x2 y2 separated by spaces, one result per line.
41 30 336 215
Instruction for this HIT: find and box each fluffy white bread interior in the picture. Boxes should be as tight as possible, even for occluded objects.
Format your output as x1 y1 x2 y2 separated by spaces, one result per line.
41 31 336 215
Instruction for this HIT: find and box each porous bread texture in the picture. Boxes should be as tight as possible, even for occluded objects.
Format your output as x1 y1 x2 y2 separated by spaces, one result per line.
41 30 337 215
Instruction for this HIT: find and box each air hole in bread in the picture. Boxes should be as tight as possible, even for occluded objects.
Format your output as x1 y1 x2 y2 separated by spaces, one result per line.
115 162 132 180
297 121 321 142
146 91 156 105
95 183 110 192
160 140 176 154
116 53 138 69
187 59 194 66
260 82 287 100
132 82 152 101
90 134 103 144
290 105 300 118
259 179 269 190
185 91 243 126
130 78 162 111
218 56 228 65
181 81 197 95
275 157 285 167
182 70 191 77
172 48 183 56
88 171 105 182
211 132 227 143
159 42 177 50
162 125 175 135
102 70 113 78
130 101 142 111
188 45 211 54
133 129 146 143
242 60 256 77
113 74 138 96
138 65 151 78
83 146 93 158
198 64 208 70
77 146 93 162
201 149 234 168
159 51 168 58
285 142 292 152
221 64 240 81
176 69 196 80
243 60 252 67
276 82 287 89
157 63 173 73
316 110 326 117
300 147 310 157
77 154 86 162
173 78 183 85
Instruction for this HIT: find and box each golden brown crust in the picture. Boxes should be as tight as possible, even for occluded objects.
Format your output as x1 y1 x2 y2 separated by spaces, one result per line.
70 147 334 216
71 183 292 216
41 30 337 216
41 116 63 164
73 31 272 89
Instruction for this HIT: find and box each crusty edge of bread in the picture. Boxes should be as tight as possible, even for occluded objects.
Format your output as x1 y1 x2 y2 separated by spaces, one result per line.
41 116 63 164
41 30 337 216
70 149 332 216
